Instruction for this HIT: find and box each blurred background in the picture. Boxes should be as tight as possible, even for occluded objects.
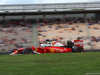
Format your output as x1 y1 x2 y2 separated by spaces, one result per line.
0 1 100 53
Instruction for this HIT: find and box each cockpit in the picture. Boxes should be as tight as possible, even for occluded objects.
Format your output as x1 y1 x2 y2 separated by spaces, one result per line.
40 41 65 47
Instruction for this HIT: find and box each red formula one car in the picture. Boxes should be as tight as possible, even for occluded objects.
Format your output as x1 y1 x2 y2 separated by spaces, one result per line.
9 40 84 55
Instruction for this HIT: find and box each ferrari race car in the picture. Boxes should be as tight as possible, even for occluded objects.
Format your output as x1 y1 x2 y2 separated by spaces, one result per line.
9 40 84 55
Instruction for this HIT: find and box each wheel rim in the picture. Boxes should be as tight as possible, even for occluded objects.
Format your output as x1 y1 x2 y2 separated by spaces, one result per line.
77 47 83 52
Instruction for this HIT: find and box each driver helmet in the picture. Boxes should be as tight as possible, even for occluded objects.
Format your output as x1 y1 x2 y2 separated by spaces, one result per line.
45 39 52 46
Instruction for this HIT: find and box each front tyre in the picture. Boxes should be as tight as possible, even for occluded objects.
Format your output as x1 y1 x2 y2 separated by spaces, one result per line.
22 48 33 54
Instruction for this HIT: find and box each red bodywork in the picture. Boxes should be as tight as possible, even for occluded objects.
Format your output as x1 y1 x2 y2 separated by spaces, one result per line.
10 40 84 55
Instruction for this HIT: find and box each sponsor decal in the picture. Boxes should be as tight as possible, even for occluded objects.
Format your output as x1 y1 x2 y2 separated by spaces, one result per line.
50 48 55 53
75 42 83 45
56 50 59 53
52 42 54 45
35 48 38 51
74 42 83 46
64 48 66 50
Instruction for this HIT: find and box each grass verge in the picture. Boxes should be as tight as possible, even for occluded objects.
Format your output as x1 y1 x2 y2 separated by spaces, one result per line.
0 52 100 75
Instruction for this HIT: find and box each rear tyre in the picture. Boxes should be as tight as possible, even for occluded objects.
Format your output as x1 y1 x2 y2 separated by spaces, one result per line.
22 48 33 54
72 46 84 52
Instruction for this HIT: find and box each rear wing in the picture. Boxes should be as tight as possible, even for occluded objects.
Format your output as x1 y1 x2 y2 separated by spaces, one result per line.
74 40 83 47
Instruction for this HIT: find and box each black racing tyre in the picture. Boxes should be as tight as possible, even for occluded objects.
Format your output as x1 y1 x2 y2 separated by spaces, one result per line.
9 49 16 54
72 46 84 52
22 48 33 54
